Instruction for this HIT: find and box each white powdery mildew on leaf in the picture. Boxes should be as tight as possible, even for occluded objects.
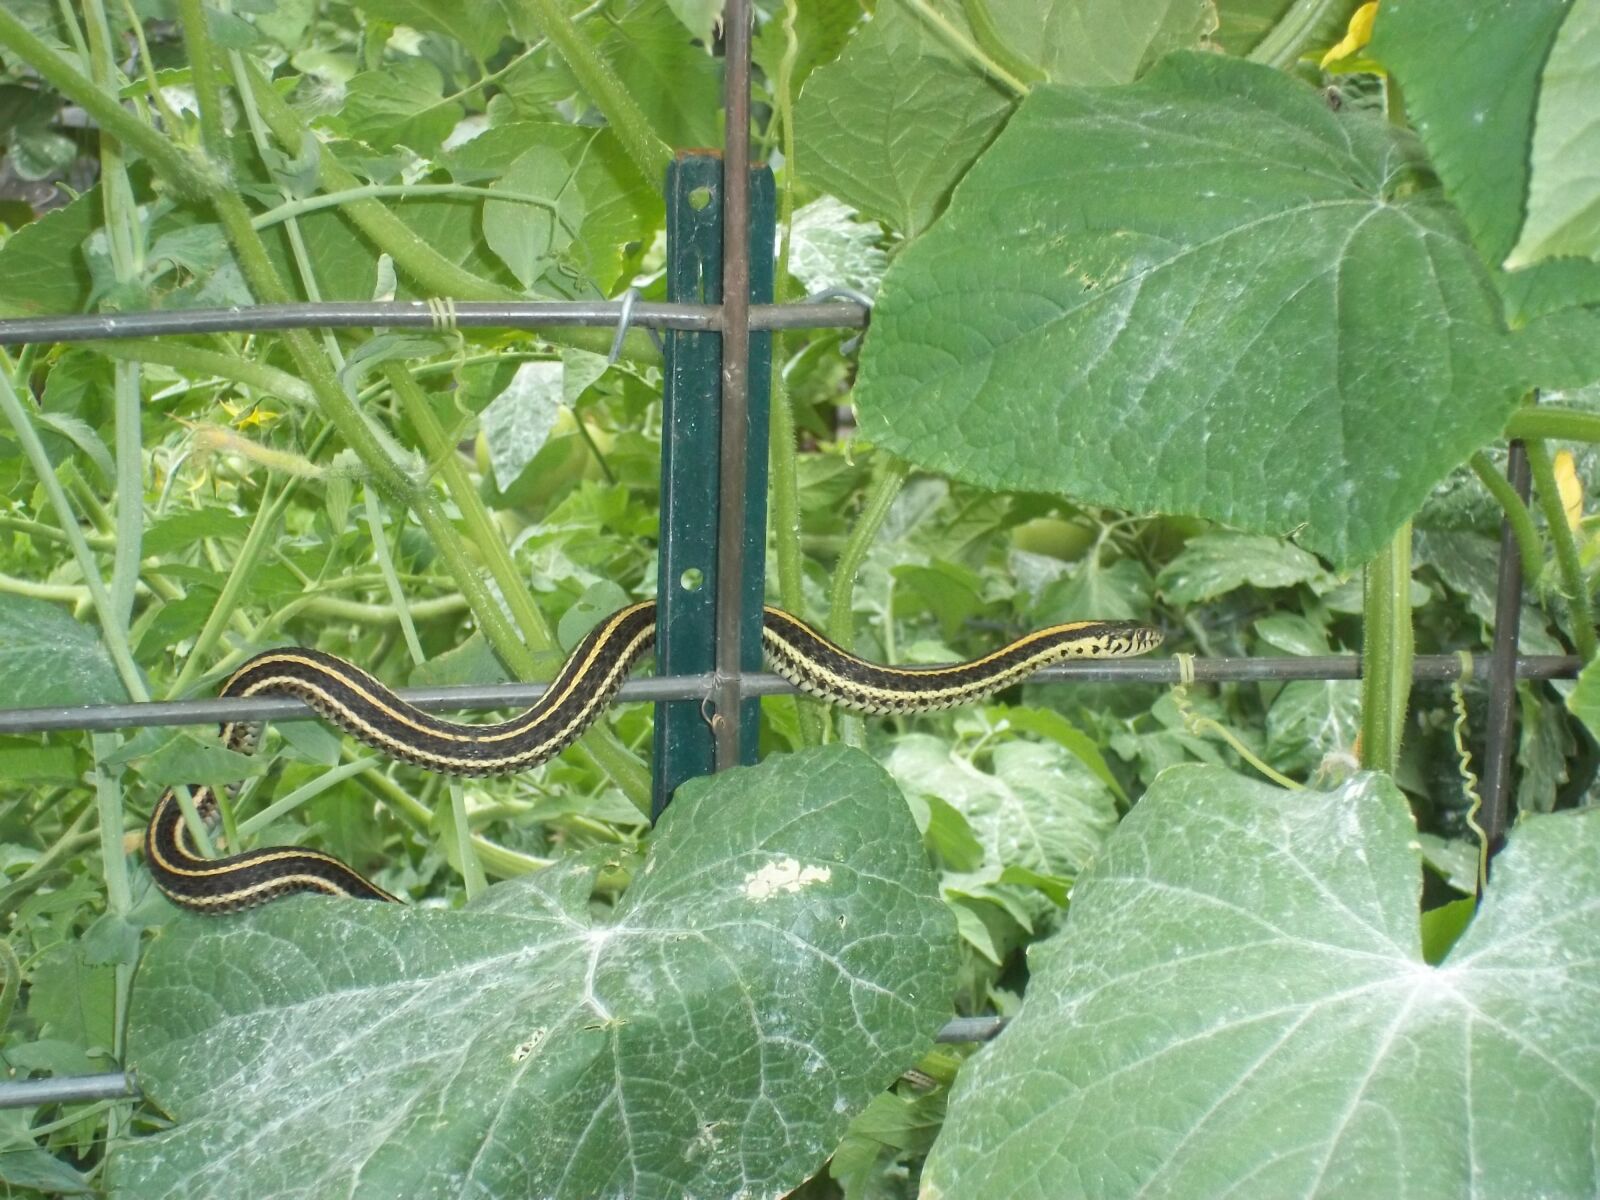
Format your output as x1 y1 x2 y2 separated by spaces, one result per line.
0 594 129 706
112 747 956 1200
924 765 1600 1198
854 53 1525 568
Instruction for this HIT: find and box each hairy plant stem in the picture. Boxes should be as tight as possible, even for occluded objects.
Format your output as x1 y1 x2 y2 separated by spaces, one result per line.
1506 406 1600 443
387 366 554 654
0 373 147 700
960 0 1046 84
353 758 552 876
170 2 647 808
96 341 314 405
0 514 113 548
828 456 909 647
387 365 652 809
78 0 148 671
769 0 821 746
517 0 673 184
900 0 1031 96
1360 520 1414 774
253 183 567 231
1469 451 1543 587
169 481 285 696
90 730 133 1134
234 59 634 360
1526 439 1599 664
1248 0 1343 69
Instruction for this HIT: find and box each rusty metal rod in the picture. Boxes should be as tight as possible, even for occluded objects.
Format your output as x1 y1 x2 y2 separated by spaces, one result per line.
712 0 754 771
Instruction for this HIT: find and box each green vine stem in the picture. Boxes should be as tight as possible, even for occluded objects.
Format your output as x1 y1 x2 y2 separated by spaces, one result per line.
387 365 652 809
960 0 1046 85
234 63 512 302
252 184 568 232
0 514 114 549
1526 439 1599 664
1505 406 1600 443
1247 0 1344 69
769 0 820 746
358 498 487 900
78 0 147 667
364 487 426 663
0 937 19 1045
97 341 314 405
234 60 636 360
90 730 134 1121
172 1 649 808
353 756 553 877
900 0 1031 96
828 455 909 647
387 366 555 654
169 480 285 696
1360 519 1414 774
516 0 673 185
1469 451 1544 587
0 372 148 700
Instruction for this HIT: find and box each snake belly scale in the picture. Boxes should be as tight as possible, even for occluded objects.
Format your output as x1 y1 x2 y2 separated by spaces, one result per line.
144 603 1160 912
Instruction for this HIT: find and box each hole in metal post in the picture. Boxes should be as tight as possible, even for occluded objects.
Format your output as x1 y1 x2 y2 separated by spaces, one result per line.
688 186 714 211
680 567 704 592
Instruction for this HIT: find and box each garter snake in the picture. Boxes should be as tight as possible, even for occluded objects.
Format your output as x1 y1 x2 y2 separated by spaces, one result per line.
144 603 1161 912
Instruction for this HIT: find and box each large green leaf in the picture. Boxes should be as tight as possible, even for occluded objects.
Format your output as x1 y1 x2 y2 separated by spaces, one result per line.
1371 0 1569 265
794 0 1206 239
794 0 1012 238
1510 0 1600 267
0 188 96 317
1372 0 1600 320
854 54 1522 568
922 766 1600 1197
355 0 508 61
987 0 1214 84
112 747 955 1199
0 595 128 706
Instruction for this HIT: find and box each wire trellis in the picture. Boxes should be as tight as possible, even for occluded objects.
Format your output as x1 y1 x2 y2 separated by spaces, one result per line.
0 0 1555 1113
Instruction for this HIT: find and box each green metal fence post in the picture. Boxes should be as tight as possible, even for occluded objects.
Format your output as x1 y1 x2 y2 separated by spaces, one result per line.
652 153 774 817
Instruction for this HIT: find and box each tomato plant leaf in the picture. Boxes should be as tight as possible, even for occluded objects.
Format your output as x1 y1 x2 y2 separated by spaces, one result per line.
0 595 129 706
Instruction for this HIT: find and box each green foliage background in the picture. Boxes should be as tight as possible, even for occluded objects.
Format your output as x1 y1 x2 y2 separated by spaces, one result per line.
0 0 1598 1195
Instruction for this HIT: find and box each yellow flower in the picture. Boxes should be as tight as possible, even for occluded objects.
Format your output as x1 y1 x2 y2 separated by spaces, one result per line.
1554 449 1584 532
1321 2 1378 68
219 399 283 430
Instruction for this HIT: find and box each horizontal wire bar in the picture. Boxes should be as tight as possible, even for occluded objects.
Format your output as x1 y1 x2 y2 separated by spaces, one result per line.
0 1072 137 1109
0 299 867 346
0 1012 1007 1108
0 655 1578 736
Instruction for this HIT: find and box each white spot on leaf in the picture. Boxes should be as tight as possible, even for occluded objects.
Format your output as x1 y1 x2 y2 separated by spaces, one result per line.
742 858 832 901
